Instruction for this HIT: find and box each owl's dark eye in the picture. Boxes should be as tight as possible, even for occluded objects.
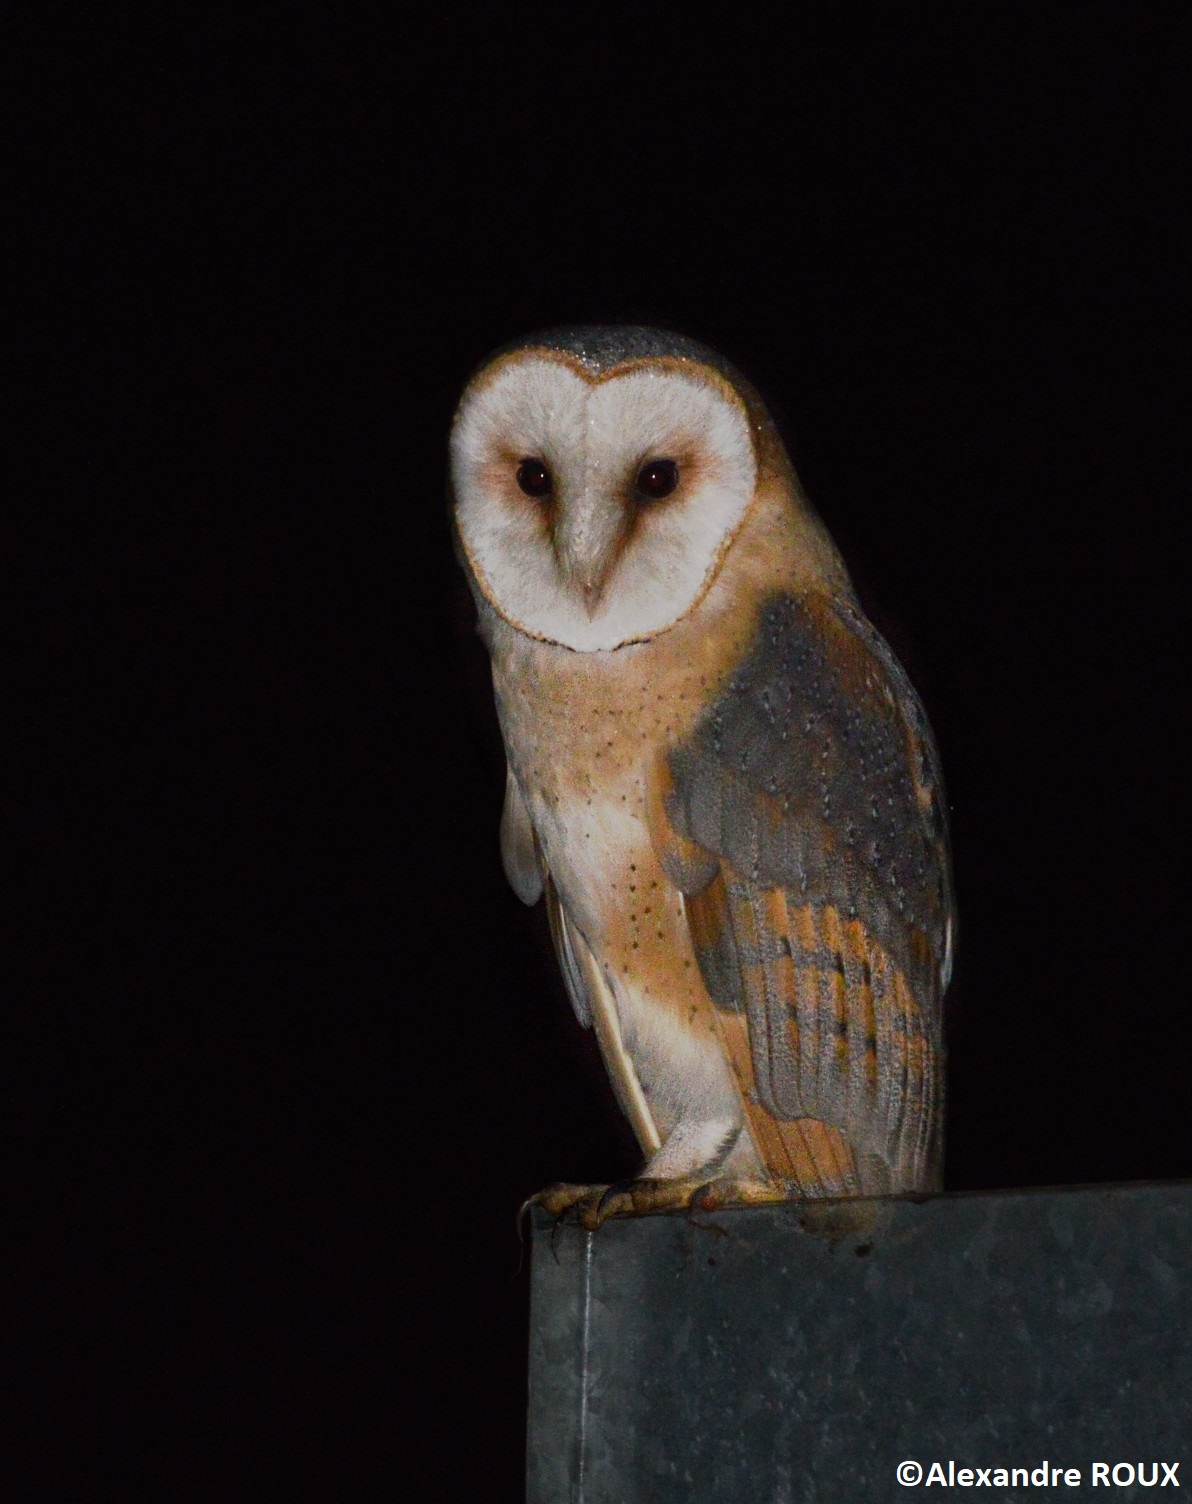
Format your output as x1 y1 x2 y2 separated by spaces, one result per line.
516 458 552 497
635 459 679 500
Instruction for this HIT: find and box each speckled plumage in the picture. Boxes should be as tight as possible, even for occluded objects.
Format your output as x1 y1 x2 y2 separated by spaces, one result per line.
451 327 955 1208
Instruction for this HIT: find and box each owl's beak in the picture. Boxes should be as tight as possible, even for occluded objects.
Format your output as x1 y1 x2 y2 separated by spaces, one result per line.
563 562 610 616
565 554 617 616
554 486 624 616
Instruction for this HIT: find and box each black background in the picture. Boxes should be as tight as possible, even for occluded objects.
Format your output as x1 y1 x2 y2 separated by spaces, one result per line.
18 9 1190 1499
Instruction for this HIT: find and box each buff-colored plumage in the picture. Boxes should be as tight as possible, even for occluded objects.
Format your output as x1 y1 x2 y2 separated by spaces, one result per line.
451 327 954 1222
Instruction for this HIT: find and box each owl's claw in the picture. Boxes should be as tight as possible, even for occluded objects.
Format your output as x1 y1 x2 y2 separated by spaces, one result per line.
592 1177 666 1225
528 1181 605 1219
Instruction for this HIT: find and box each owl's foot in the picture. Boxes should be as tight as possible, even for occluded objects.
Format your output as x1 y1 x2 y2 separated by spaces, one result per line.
694 1178 890 1244
524 1181 624 1229
528 1174 796 1231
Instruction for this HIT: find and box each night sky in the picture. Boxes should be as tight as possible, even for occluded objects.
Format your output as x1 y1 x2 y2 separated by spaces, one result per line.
19 10 1189 1499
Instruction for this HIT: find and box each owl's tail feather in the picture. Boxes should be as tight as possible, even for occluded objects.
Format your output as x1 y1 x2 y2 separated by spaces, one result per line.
708 1002 860 1196
770 1116 861 1198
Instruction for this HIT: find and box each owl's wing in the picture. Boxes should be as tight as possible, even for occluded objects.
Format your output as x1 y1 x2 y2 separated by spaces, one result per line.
502 762 662 1152
500 764 544 906
654 591 955 1194
501 764 592 1029
501 762 601 1035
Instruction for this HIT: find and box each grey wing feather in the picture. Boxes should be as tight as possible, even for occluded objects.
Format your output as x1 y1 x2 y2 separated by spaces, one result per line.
830 594 956 987
668 591 954 1002
667 590 954 1189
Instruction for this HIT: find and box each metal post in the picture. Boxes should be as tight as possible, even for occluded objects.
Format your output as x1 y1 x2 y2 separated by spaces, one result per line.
528 1182 1190 1502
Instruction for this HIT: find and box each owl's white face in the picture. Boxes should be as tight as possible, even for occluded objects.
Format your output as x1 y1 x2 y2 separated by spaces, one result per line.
450 353 758 651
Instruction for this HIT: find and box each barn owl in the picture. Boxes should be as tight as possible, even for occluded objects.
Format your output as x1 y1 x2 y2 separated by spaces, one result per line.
451 326 954 1226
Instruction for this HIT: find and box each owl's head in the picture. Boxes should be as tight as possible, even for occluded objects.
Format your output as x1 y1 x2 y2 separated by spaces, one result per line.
450 327 770 652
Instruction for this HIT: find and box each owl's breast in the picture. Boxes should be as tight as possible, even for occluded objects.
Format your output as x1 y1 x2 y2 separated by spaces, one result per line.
487 624 715 947
492 631 738 1132
494 654 650 934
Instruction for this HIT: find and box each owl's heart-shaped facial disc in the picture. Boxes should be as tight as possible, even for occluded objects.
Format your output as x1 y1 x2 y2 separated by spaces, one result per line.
451 351 758 651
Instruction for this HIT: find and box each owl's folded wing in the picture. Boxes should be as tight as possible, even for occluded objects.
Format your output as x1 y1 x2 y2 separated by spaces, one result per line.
502 759 663 1152
654 590 956 1194
500 763 544 906
500 763 597 1032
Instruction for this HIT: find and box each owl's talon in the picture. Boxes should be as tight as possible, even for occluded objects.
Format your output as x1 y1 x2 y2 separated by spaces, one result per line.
529 1182 610 1220
586 1177 655 1227
583 1175 727 1225
594 1178 634 1218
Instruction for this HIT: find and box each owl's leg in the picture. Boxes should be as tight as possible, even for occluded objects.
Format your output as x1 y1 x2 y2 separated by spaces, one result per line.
644 1114 745 1179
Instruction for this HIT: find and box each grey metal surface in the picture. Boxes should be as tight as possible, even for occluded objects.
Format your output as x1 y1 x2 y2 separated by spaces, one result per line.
527 1183 1191 1502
